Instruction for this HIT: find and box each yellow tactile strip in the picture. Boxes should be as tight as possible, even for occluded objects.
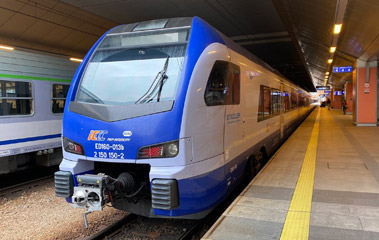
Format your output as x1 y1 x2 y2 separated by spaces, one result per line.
280 109 320 240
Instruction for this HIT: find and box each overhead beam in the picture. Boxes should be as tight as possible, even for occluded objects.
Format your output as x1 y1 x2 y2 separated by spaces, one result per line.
358 34 379 61
272 0 316 92
238 38 291 46
230 31 288 41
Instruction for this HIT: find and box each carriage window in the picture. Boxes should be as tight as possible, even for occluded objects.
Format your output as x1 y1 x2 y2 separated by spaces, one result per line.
304 96 310 107
283 92 290 112
258 85 272 121
52 84 70 113
291 93 297 109
271 89 280 115
298 94 304 107
0 81 33 116
204 61 240 106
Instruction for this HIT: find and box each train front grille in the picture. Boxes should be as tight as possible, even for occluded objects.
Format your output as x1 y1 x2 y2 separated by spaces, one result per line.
151 179 179 210
54 171 74 198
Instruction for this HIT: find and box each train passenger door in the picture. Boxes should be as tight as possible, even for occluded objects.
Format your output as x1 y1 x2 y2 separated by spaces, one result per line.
223 63 243 187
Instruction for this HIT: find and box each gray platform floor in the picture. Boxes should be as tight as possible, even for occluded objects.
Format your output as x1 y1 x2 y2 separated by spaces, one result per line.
203 108 379 240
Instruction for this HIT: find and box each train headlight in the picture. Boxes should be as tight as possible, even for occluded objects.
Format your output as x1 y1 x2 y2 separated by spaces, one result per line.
165 142 178 157
63 137 85 155
137 140 179 159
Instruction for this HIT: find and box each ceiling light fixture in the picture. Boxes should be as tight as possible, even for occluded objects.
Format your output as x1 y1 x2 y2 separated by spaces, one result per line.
70 57 83 62
326 72 329 75
334 24 342 34
328 59 333 64
0 45 14 51
330 47 336 53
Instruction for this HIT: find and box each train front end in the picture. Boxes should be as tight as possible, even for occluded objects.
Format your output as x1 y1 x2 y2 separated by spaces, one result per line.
54 17 224 221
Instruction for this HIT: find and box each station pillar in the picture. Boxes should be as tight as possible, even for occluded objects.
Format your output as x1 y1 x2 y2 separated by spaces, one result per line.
344 82 353 114
353 59 378 126
333 90 342 110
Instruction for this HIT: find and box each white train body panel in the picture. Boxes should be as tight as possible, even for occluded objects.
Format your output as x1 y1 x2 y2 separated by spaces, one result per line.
180 42 312 188
0 48 78 172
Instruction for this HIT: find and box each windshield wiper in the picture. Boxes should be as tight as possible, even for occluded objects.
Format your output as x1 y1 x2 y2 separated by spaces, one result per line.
135 56 169 104
79 86 104 104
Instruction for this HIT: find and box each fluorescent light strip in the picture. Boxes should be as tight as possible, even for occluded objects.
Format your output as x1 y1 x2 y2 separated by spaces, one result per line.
0 45 14 51
334 24 342 34
70 57 83 62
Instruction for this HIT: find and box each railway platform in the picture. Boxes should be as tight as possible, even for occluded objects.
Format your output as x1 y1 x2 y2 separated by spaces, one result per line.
203 107 379 240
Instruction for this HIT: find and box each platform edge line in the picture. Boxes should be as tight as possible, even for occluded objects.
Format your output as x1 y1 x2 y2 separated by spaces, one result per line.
280 109 320 240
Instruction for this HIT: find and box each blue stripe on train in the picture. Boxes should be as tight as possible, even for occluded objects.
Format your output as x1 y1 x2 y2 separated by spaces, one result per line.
0 134 61 146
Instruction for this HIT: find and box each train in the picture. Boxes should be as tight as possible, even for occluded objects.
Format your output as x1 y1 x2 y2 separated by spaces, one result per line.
0 48 78 174
54 17 315 224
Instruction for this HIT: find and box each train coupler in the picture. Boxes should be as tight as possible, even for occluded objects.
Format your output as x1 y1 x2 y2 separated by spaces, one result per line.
71 174 110 212
70 172 139 227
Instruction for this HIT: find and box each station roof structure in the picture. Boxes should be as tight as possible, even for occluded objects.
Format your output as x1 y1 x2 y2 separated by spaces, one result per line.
0 0 378 92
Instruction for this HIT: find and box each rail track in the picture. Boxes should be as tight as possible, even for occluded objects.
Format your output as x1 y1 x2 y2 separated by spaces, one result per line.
86 172 255 240
0 175 53 198
87 213 198 240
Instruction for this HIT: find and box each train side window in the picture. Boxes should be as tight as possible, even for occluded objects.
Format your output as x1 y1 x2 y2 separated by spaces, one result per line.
291 93 297 109
226 63 240 105
0 80 33 116
271 89 280 115
258 85 273 121
299 94 304 107
283 92 290 112
205 61 240 106
52 84 70 113
204 61 228 106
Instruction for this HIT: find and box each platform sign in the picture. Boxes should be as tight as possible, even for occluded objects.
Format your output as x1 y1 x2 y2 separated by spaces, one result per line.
316 86 330 91
333 66 353 73
334 91 344 96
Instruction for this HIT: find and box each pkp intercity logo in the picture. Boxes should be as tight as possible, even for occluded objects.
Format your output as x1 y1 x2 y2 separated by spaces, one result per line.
123 131 132 137
88 130 108 141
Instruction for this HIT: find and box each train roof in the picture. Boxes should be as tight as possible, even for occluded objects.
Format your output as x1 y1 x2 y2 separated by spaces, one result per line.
108 17 193 34
106 17 306 93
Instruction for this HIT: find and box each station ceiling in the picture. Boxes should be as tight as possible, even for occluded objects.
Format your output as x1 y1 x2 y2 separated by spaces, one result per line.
1 0 378 92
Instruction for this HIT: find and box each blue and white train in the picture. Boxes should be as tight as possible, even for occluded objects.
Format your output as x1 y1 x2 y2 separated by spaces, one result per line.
0 48 78 173
54 17 314 221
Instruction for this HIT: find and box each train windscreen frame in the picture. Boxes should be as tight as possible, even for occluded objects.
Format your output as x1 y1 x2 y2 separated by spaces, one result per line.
71 28 190 122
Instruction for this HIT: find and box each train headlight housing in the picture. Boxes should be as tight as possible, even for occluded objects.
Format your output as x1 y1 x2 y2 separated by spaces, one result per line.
137 140 179 159
63 137 85 155
165 143 178 156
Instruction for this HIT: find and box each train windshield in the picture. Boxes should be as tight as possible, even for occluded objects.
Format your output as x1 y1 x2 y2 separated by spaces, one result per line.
77 29 189 105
